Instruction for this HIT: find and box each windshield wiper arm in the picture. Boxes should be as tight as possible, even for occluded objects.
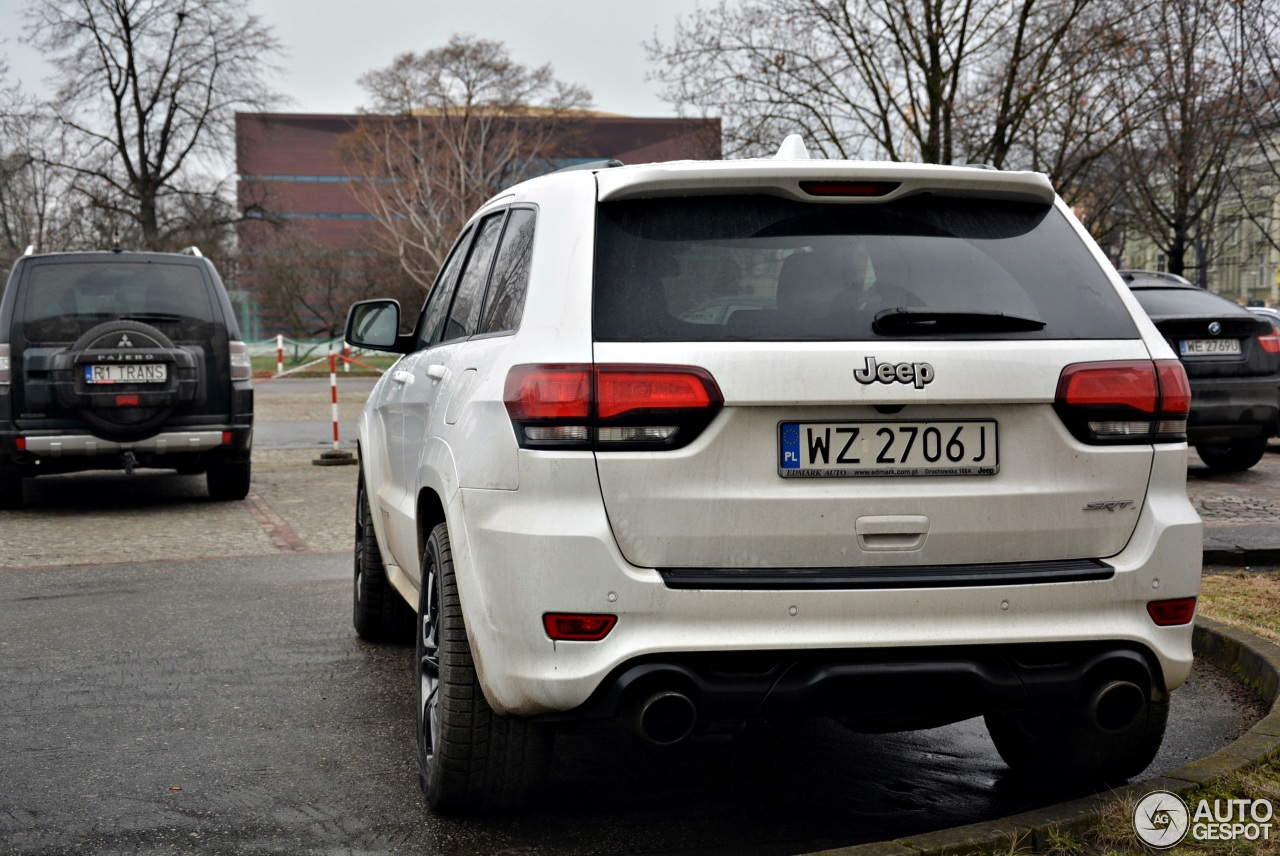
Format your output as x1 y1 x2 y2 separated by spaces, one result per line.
873 307 1047 334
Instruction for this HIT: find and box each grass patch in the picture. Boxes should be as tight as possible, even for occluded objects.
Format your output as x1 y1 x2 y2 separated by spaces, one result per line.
1201 570 1280 647
250 352 398 377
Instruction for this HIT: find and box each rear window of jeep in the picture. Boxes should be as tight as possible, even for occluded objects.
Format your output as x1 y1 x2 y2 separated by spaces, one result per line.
593 195 1138 342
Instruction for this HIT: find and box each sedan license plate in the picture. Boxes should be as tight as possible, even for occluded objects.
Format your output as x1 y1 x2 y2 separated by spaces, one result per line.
1180 338 1241 356
85 363 167 384
780 420 998 478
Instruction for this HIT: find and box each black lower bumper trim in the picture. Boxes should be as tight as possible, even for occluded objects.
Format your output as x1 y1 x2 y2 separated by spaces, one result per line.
658 558 1113 590
537 642 1162 730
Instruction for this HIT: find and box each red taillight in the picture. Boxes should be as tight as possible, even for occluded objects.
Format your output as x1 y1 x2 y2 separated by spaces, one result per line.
595 367 716 419
15 437 25 451
115 394 139 406
1259 329 1280 354
503 365 591 421
799 180 900 197
1054 360 1188 444
221 431 233 445
1147 597 1196 626
543 613 617 641
1155 359 1191 417
504 364 723 450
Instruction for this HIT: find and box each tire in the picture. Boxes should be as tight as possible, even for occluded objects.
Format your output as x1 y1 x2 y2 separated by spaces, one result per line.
417 521 552 814
1196 437 1269 472
0 470 23 509
206 453 251 501
352 475 413 642
985 696 1169 785
64 320 195 440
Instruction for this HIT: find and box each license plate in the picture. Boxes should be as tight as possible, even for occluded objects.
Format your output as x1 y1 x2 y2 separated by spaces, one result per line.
85 364 167 384
1180 338 1240 355
779 420 999 477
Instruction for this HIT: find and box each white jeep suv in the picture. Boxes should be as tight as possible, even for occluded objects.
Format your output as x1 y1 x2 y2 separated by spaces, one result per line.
345 142 1201 814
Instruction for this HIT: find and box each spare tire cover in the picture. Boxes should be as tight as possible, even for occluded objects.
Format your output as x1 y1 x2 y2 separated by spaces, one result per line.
63 320 198 440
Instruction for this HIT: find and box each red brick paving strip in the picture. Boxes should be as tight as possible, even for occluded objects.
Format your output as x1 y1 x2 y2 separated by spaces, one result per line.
243 491 310 553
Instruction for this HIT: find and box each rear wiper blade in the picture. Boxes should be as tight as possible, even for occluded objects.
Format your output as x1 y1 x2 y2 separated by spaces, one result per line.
873 307 1047 334
119 313 183 322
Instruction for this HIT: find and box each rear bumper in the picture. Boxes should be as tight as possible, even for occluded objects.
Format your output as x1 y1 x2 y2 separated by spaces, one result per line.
444 448 1201 719
0 424 253 474
536 642 1161 731
1187 375 1280 441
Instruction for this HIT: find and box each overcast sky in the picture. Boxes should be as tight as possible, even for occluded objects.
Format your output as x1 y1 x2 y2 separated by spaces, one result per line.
0 0 715 117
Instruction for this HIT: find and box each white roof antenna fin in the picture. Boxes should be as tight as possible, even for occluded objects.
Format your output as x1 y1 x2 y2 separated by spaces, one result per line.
774 134 811 160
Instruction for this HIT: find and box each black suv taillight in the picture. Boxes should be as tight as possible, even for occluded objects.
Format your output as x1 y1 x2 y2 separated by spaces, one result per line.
1054 359 1190 444
504 364 723 450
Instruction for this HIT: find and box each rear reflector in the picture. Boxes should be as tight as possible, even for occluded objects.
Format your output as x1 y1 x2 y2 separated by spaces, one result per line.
543 613 617 641
505 364 722 450
1055 360 1189 444
1147 597 1196 626
799 180 900 197
115 394 139 406
222 431 233 445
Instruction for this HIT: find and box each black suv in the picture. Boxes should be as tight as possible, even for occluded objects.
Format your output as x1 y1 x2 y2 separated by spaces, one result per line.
1121 269 1280 471
0 249 254 506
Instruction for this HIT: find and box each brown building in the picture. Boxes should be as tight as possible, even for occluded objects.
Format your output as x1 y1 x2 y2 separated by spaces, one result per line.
234 112 721 339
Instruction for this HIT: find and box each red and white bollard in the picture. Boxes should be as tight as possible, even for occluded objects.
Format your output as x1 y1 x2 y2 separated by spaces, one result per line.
343 342 350 373
312 349 356 466
276 334 284 376
329 350 341 451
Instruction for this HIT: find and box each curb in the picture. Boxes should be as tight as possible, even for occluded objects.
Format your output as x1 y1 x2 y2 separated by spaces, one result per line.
807 617 1280 856
1202 547 1280 566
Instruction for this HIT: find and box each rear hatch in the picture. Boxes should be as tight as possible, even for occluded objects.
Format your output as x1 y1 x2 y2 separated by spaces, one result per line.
12 257 228 431
584 171 1163 570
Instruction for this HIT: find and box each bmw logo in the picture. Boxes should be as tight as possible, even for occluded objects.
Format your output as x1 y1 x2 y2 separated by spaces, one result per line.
1208 321 1222 335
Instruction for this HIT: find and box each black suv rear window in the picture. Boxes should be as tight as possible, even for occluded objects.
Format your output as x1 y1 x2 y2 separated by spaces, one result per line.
593 195 1138 341
20 261 215 343
1128 287 1251 318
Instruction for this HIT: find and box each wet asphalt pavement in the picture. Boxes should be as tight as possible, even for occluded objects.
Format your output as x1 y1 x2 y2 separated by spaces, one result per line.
0 377 1268 854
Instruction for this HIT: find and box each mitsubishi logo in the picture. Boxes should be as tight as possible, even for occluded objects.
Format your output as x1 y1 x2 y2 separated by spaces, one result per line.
118 334 134 347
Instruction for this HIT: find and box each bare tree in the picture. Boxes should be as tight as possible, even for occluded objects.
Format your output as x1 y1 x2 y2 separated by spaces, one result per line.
646 0 1136 176
1118 0 1256 280
23 0 280 249
340 35 591 289
0 69 88 268
251 221 420 339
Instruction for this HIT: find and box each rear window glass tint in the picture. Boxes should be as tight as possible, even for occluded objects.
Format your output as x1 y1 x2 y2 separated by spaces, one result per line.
593 195 1138 341
478 208 536 335
21 261 215 343
1129 287 1251 318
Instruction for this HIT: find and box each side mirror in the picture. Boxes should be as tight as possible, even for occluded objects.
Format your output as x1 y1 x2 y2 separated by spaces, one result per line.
345 299 408 353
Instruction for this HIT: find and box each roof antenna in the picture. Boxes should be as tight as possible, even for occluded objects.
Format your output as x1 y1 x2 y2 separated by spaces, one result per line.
111 230 123 253
774 134 811 160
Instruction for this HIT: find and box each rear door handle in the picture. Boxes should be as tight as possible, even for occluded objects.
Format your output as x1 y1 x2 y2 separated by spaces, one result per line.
425 364 447 381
